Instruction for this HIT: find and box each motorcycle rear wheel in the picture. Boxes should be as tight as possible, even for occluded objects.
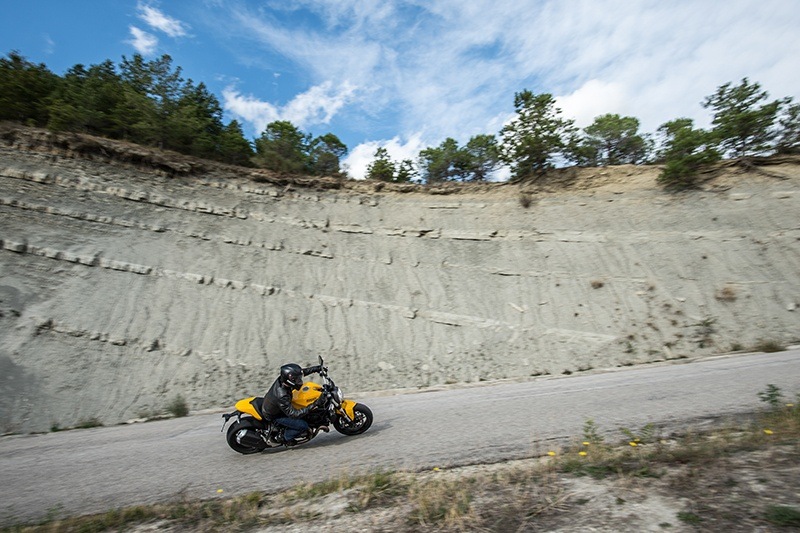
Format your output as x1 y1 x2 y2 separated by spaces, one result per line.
226 419 263 454
333 404 373 436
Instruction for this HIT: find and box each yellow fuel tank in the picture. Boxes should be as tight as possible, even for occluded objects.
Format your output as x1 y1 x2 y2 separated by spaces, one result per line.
292 382 323 409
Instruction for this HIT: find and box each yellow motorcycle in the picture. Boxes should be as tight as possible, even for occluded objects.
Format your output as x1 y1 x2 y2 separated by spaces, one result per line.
222 357 373 454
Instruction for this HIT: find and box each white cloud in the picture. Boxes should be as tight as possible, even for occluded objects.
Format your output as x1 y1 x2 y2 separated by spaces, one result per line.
282 81 356 125
222 81 357 135
214 0 800 165
343 134 426 180
127 26 158 55
42 34 55 55
137 3 189 37
557 80 628 129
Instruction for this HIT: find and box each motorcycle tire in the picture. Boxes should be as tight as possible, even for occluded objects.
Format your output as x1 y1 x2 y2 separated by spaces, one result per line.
333 403 373 436
226 418 264 454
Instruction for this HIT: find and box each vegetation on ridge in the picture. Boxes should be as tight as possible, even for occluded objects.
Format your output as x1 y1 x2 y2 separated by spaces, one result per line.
2 50 799 188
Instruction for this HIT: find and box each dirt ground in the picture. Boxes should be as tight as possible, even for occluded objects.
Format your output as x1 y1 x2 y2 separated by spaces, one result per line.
241 443 800 532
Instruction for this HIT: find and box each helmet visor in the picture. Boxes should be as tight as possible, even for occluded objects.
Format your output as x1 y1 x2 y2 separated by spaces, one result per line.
288 374 303 389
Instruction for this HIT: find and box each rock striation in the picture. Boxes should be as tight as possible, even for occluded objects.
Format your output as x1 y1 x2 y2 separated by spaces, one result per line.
1 126 799 432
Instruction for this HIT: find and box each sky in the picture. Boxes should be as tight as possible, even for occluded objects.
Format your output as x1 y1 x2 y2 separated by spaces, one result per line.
2 1 799 179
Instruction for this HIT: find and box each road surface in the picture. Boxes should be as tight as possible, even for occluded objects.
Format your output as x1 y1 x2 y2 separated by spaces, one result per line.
1 349 799 525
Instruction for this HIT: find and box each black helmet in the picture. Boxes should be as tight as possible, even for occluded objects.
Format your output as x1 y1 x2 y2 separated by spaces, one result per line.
280 363 304 390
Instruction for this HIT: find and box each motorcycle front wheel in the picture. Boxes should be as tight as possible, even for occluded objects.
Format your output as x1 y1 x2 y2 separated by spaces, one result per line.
333 403 373 436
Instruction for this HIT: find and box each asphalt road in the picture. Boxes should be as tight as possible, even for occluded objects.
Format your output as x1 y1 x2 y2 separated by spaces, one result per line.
1 349 799 526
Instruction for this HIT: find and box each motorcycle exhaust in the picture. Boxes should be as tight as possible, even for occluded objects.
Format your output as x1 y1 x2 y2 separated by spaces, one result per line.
235 429 267 450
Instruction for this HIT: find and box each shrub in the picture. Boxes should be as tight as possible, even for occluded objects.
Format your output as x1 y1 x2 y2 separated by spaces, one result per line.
715 285 737 301
753 340 785 353
75 417 104 429
757 384 784 408
677 511 702 524
167 394 190 418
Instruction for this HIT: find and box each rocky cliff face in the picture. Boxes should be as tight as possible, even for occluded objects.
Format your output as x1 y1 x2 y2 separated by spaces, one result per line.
1 126 798 433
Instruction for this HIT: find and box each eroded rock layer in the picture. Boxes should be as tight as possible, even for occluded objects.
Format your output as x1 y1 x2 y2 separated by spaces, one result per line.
1 127 798 432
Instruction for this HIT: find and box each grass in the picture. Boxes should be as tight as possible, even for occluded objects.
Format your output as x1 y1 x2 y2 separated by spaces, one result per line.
5 388 799 532
764 505 800 526
677 511 703 524
407 478 474 527
285 469 406 511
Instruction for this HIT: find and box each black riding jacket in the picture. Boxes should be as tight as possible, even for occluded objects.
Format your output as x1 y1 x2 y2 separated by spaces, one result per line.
261 365 321 420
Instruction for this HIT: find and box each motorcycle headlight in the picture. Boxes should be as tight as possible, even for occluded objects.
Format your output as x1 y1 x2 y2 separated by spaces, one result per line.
334 387 344 403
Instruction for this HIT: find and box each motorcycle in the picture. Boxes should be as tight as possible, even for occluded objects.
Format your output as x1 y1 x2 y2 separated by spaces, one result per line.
221 357 373 453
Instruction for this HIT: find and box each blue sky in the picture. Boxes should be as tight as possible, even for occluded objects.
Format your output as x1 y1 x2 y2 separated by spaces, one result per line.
3 1 799 178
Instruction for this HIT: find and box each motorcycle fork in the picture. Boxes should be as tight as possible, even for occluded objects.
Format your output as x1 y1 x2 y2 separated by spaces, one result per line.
337 400 358 421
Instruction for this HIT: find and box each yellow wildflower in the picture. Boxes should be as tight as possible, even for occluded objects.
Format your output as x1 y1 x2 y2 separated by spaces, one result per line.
547 451 557 456
579 451 587 457
629 442 638 447
582 441 590 446
763 429 774 435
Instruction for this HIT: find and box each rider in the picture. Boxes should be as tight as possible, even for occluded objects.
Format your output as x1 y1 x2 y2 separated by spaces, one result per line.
261 362 324 444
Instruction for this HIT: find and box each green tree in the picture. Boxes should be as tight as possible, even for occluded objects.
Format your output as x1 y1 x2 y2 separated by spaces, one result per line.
395 159 417 183
0 51 59 125
417 134 498 183
656 118 720 190
418 137 465 183
119 54 186 149
500 90 576 179
117 55 163 145
254 120 310 173
166 80 224 158
568 114 650 166
45 64 87 132
217 120 254 166
365 147 396 182
64 61 124 136
462 134 500 181
113 84 159 143
775 100 800 154
702 78 781 157
308 133 348 176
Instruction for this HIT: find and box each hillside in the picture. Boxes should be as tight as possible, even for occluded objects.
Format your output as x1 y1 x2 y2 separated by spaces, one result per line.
1 124 799 433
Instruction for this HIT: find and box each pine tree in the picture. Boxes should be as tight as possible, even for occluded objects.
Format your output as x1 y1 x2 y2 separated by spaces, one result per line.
500 91 576 179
